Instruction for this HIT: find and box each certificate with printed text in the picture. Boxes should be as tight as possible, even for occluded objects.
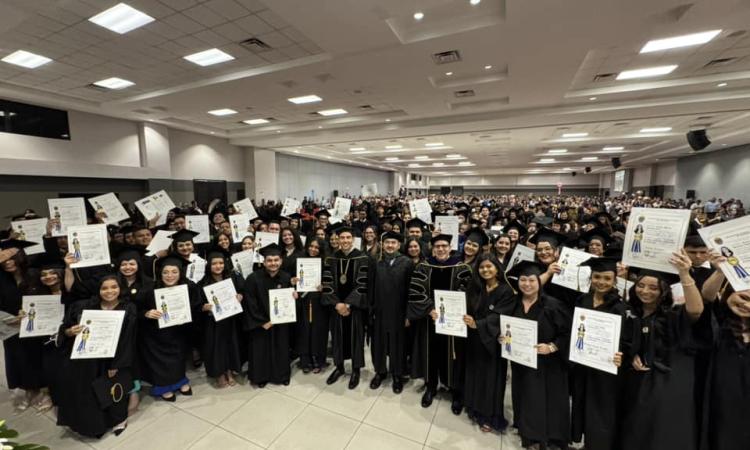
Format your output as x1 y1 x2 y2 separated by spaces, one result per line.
203 278 242 322
269 288 296 324
552 247 596 293
20 295 63 338
155 284 192 329
88 192 130 224
568 307 622 375
67 224 110 268
70 309 125 360
622 207 690 274
48 197 86 237
11 218 47 255
698 215 750 291
433 290 467 338
499 315 538 369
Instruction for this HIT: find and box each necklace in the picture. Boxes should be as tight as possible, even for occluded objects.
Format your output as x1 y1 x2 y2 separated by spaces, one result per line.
339 257 352 284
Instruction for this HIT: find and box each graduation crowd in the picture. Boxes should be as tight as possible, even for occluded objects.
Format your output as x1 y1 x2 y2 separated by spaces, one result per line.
0 192 748 450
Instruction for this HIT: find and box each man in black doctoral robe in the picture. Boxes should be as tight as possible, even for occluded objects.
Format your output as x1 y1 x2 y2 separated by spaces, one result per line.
322 226 370 389
369 231 414 393
243 243 294 387
408 234 473 413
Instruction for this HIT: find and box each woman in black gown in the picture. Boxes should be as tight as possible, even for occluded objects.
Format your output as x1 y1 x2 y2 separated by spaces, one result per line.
506 260 572 449
279 227 305 275
293 237 330 373
462 254 515 433
620 249 706 450
55 275 136 438
198 250 243 387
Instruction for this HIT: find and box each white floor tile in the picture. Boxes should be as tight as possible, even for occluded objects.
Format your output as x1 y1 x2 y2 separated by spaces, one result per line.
425 404 502 450
111 407 214 450
311 368 381 421
346 423 424 450
219 390 307 447
172 375 259 424
269 405 359 450
188 427 264 449
363 382 437 444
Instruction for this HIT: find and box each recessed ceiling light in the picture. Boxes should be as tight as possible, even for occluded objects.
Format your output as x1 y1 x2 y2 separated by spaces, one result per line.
385 145 402 149
88 3 155 34
210 132 215 135
445 72 454 76
562 132 588 138
602 146 624 151
581 156 599 161
242 118 269 125
562 167 572 171
484 65 492 70
317 108 347 116
93 77 134 90
288 95 322 104
318 126 323 129
458 161 473 166
717 82 728 87
640 29 722 53
640 127 672 133
184 48 234 67
2 50 52 69
540 158 555 163
425 142 444 147
470 0 482 5
408 163 420 168
414 11 424 20
350 147 366 151
275 130 281 133
446 154 462 158
616 65 678 80
589 96 597 101
548 149 568 154
385 157 399 161
385 118 391 122
415 155 429 160
208 108 237 116
433 162 445 167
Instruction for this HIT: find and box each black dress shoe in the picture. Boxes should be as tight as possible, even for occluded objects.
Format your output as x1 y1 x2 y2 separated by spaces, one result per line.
257 382 267 388
161 393 176 402
179 387 193 396
421 389 435 408
451 399 463 415
369 373 385 390
392 376 403 394
348 370 360 390
326 367 345 385
283 380 290 386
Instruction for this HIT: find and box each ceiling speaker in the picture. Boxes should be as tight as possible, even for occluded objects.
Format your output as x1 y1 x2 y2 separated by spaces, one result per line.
571 171 577 177
611 157 622 169
687 129 711 151
585 167 592 173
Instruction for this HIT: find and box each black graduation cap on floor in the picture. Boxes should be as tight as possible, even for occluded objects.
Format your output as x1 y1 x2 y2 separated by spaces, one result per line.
431 234 453 245
579 257 619 273
170 229 200 243
528 228 568 248
0 239 38 250
381 230 404 243
406 218 429 230
502 220 528 236
580 227 613 245
314 209 330 218
464 229 489 246
259 243 283 257
507 260 545 278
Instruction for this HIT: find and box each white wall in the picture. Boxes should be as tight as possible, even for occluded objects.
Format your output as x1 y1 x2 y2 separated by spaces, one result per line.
429 173 599 187
169 129 246 182
276 153 392 202
654 161 677 186
674 145 750 200
632 166 653 187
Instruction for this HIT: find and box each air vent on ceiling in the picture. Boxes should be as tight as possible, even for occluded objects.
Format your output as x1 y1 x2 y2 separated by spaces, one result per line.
240 37 272 52
593 73 617 82
454 89 475 98
432 50 461 65
704 57 738 68
359 105 374 111
488 153 505 157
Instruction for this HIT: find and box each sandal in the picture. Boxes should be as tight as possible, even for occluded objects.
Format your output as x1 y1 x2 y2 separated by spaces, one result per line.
480 424 493 433
34 396 54 414
227 376 237 386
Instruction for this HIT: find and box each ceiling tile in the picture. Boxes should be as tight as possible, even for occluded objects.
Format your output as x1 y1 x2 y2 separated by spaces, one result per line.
213 22 248 41
158 0 200 11
204 0 251 21
257 30 293 49
147 21 186 40
193 29 232 47
256 9 286 29
234 0 268 13
183 4 228 28
234 14 273 36
162 13 205 35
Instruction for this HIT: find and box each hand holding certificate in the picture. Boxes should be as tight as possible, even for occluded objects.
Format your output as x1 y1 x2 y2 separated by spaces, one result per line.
88 193 130 224
568 307 622 375
11 218 47 255
280 198 301 218
154 285 192 328
229 213 254 243
233 198 258 221
255 232 279 250
296 258 321 292
67 224 111 268
330 197 352 224
231 250 256 278
269 288 296 324
186 215 211 244
409 198 432 225
135 190 175 226
203 279 243 322
551 247 595 293
20 295 64 338
71 309 126 360
433 290 467 338
622 207 691 274
48 197 86 237
698 215 750 291
499 315 538 369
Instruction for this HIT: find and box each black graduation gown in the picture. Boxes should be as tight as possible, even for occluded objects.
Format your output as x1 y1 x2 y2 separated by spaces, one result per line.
0 270 45 390
137 282 202 388
55 299 136 438
620 305 707 450
463 284 515 429
369 253 414 376
321 249 370 370
407 257 473 392
570 292 629 450
510 294 572 447
243 269 293 384
294 256 330 368
199 274 243 378
702 302 750 450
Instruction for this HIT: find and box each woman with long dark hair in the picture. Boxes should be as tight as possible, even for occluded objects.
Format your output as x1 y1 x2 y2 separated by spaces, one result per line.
491 233 513 267
620 249 705 450
404 237 425 265
279 227 304 275
294 237 330 373
55 275 136 438
462 254 515 432
362 225 380 257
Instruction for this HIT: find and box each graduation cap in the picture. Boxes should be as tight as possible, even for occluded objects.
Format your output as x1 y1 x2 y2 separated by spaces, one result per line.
468 217 482 227
170 229 200 243
502 220 528 236
406 218 429 230
314 209 330 218
206 247 230 262
533 216 554 227
259 242 283 257
156 255 186 272
507 260 545 278
114 245 145 264
684 233 706 248
629 267 680 285
528 228 568 247
381 230 404 243
119 224 136 235
579 257 618 273
33 253 65 270
580 227 613 245
552 217 568 226
603 247 623 260
455 202 470 211
464 229 489 246
0 239 38 250
391 218 405 230
325 222 345 235
287 213 304 220
431 234 453 245
594 211 613 222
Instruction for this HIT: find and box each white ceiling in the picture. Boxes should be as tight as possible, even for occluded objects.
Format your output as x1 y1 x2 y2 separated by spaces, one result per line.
2 0 750 176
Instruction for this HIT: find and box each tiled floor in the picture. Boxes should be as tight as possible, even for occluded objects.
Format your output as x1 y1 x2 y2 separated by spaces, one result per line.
0 356 527 449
